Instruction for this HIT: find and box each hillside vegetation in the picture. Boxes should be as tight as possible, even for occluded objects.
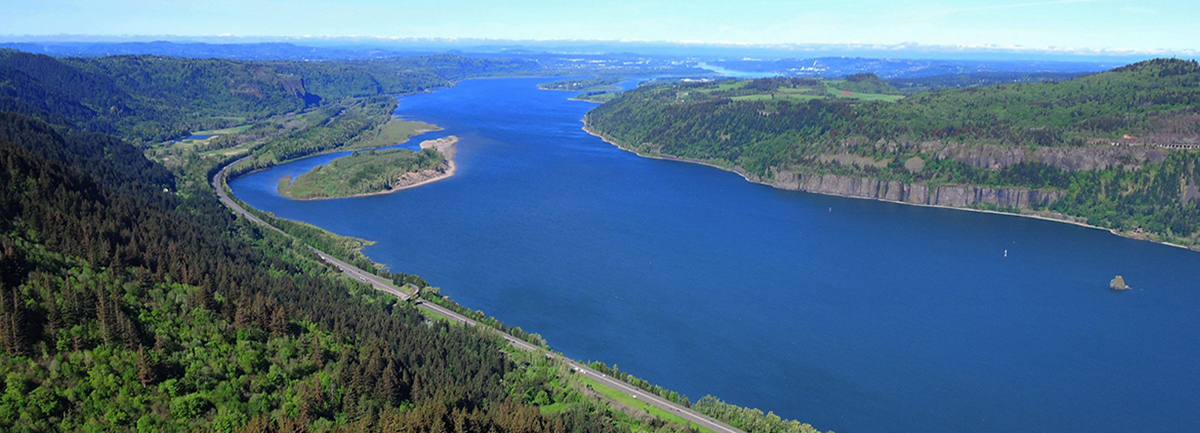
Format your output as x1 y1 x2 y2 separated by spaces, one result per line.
887 71 1089 94
539 77 623 92
586 59 1200 247
0 48 836 433
279 145 449 200
344 118 440 151
0 49 539 144
0 110 666 432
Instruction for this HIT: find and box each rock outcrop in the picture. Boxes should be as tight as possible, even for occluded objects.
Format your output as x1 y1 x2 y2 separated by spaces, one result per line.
771 170 1065 209
860 138 1173 172
887 140 1167 171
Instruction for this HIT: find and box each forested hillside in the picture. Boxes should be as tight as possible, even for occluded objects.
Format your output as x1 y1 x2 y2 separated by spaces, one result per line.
0 108 661 432
887 71 1088 94
0 46 845 433
0 50 741 432
0 49 540 144
586 58 1200 247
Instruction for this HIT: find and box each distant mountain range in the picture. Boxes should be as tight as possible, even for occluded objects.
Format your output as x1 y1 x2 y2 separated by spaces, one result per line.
4 36 1195 62
1 40 1126 80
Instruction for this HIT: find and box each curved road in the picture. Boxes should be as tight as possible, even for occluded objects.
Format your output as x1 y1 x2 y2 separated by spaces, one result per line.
213 158 746 433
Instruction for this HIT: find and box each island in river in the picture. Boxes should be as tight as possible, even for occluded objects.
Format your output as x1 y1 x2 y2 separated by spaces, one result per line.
278 135 457 200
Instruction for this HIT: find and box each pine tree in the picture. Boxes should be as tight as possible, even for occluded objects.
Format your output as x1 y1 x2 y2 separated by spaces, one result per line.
136 345 156 387
192 281 216 311
95 289 114 346
233 304 250 330
235 413 274 433
0 238 28 289
379 359 400 405
310 334 324 369
341 381 359 421
269 307 288 337
0 285 22 356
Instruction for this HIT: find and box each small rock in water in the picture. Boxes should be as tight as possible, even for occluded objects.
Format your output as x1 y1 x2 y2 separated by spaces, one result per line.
1109 275 1130 291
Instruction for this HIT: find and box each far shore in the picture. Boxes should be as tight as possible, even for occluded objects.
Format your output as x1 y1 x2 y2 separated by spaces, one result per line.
284 136 458 201
581 123 1198 253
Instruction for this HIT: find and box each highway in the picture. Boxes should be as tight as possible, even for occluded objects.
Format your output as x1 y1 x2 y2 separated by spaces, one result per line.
212 158 746 433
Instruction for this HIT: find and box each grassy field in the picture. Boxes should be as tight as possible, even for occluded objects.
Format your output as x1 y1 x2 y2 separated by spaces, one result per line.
823 84 905 101
345 118 440 150
419 305 451 322
695 80 746 94
152 124 253 149
540 77 622 92
579 376 713 433
195 124 254 135
199 139 258 157
690 78 904 102
731 93 824 102
574 91 622 103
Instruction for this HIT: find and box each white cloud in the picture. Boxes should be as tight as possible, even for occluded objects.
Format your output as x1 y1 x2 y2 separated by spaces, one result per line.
942 0 1107 13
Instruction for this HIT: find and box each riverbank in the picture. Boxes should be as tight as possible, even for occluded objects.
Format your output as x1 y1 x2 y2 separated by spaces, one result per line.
280 136 458 201
393 136 458 191
582 123 1198 252
343 118 443 151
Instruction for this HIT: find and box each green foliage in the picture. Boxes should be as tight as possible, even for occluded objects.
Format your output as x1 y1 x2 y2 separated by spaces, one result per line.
693 396 828 433
585 361 690 408
587 58 1200 246
279 147 447 200
0 49 545 145
832 73 900 95
540 77 623 92
591 59 1200 165
231 97 401 176
0 49 837 433
343 118 440 151
420 295 550 350
1048 150 1200 242
0 112 623 432
241 204 381 273
888 71 1087 94
576 91 623 103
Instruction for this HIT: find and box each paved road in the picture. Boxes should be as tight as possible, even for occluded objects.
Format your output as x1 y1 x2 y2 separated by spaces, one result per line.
212 159 745 433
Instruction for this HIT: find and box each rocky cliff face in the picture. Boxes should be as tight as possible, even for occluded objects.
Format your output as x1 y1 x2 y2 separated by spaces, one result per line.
770 170 1065 209
927 141 1166 171
870 139 1168 171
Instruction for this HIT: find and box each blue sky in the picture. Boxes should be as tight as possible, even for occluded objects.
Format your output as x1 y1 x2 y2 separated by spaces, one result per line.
2 0 1196 53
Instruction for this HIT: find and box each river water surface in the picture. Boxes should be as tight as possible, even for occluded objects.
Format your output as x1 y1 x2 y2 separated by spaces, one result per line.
230 77 1200 433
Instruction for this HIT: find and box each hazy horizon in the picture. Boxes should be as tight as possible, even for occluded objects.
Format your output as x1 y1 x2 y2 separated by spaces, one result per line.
1 35 1191 64
3 0 1197 58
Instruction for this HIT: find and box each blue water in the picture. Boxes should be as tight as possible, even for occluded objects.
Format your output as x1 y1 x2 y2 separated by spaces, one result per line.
230 77 1200 433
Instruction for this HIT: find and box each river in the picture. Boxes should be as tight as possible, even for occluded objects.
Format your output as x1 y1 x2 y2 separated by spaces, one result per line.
229 77 1200 433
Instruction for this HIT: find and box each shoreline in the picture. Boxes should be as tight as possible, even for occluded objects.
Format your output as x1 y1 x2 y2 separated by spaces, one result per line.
581 123 1198 253
284 135 458 201
341 119 443 151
